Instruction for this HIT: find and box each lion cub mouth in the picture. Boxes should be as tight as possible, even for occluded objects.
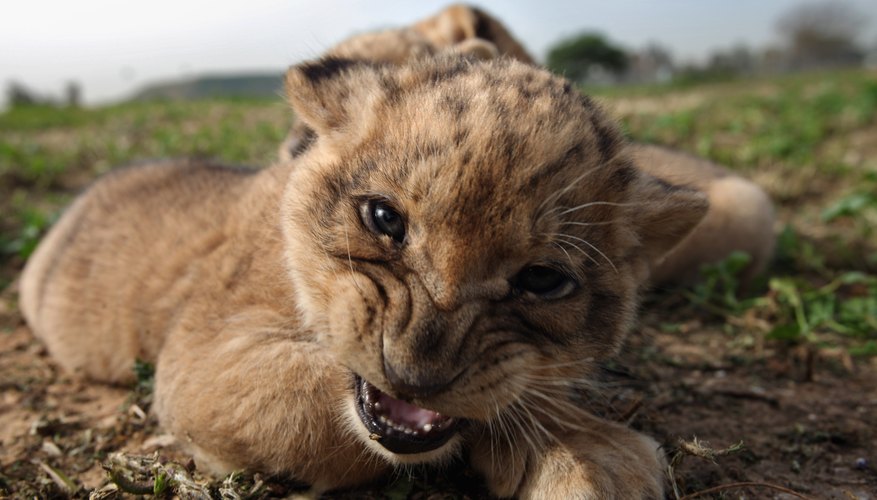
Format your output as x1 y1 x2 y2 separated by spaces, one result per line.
353 375 461 454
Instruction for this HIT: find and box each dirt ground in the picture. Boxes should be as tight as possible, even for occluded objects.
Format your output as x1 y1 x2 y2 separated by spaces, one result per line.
1 284 875 499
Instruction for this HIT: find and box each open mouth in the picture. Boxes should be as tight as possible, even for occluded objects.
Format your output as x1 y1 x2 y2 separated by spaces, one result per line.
353 375 462 454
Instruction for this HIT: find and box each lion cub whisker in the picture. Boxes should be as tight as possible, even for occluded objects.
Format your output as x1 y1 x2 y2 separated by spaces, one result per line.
517 391 601 435
550 241 577 271
512 400 556 444
553 237 601 268
547 232 619 273
506 402 553 451
558 220 619 228
342 225 365 295
556 200 639 217
534 164 606 217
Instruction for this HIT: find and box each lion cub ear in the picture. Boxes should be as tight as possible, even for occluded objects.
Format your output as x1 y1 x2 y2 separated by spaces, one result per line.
447 38 499 60
284 58 380 141
413 4 534 63
630 172 709 262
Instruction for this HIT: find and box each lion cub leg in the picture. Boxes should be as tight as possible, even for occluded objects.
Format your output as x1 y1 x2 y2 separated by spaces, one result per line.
151 313 389 491
470 414 664 499
651 174 775 285
631 144 776 286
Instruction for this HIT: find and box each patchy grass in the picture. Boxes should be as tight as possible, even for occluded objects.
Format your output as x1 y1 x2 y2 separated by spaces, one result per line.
0 98 291 287
601 69 877 169
0 98 289 187
597 68 877 356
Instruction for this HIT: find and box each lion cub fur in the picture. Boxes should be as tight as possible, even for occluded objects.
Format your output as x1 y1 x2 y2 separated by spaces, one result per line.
279 4 775 285
20 55 717 497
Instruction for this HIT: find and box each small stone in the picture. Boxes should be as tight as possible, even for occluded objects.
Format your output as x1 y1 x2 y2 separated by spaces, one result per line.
854 457 867 469
41 440 62 457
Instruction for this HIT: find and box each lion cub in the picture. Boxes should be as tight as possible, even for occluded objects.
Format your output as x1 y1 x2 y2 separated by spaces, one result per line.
23 56 710 497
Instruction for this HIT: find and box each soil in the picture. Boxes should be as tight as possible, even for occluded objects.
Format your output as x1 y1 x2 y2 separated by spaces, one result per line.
1 284 875 499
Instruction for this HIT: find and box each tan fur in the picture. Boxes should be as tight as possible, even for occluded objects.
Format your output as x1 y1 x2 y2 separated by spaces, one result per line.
278 4 532 159
280 5 776 285
21 56 707 497
323 4 532 64
410 4 534 63
631 144 775 284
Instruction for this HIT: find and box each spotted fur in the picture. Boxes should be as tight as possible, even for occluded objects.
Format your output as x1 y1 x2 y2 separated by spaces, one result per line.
279 4 533 160
280 5 776 288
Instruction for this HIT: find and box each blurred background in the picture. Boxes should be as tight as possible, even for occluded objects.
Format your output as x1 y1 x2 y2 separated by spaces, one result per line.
2 0 876 106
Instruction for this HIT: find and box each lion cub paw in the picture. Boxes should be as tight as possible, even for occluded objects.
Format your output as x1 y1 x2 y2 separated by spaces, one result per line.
517 432 665 499
472 421 665 499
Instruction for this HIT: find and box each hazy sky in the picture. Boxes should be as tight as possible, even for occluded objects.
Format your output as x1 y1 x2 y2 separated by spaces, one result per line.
2 0 876 106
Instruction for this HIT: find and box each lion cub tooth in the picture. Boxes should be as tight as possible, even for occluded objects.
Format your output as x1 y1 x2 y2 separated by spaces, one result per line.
422 423 433 432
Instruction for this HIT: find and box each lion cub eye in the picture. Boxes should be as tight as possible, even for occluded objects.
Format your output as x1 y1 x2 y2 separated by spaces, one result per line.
362 199 406 243
514 266 576 299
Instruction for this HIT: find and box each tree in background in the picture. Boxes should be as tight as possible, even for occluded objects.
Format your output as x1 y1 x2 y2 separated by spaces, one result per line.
708 45 757 76
65 82 81 108
6 82 40 108
3 81 83 109
546 32 628 83
626 43 675 84
777 1 868 68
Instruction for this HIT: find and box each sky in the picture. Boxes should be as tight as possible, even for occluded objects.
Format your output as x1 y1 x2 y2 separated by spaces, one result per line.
2 0 876 107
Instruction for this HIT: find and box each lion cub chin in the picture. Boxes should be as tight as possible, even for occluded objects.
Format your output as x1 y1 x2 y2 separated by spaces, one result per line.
23 55 713 497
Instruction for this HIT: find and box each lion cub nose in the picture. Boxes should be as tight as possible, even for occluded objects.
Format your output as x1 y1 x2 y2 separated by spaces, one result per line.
383 358 456 399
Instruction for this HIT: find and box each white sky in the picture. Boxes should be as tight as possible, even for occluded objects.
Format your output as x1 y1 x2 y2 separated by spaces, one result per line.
2 0 875 106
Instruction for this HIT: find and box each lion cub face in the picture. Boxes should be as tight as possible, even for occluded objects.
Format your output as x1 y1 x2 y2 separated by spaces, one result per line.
280 56 706 460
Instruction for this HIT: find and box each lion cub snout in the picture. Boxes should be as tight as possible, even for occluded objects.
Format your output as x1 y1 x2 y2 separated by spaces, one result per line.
383 357 459 399
381 275 482 400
